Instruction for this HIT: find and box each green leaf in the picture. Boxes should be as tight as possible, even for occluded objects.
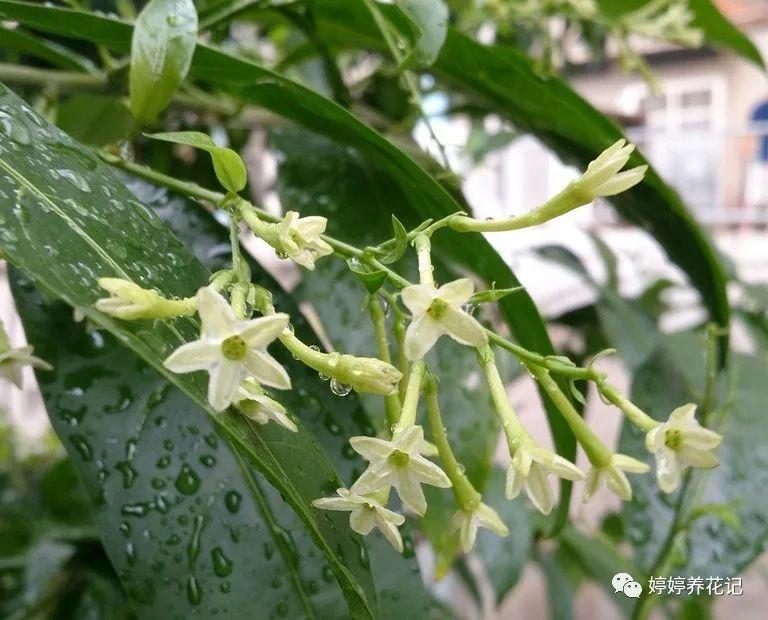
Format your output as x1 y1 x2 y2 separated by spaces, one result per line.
395 0 449 68
347 260 388 295
559 526 639 617
0 85 379 618
535 552 575 620
0 25 96 71
147 131 247 193
129 0 198 125
378 215 409 265
469 286 523 304
0 0 577 529
620 332 768 579
474 468 533 603
56 95 134 147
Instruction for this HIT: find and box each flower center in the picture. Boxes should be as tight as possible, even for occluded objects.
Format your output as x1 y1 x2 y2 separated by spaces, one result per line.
388 449 410 467
664 429 682 450
221 335 247 361
426 298 448 320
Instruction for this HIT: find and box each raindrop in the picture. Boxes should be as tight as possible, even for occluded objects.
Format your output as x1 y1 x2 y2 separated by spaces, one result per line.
330 378 352 397
225 491 242 514
186 575 202 605
187 514 205 567
55 169 91 193
175 464 201 495
211 547 233 577
318 371 330 382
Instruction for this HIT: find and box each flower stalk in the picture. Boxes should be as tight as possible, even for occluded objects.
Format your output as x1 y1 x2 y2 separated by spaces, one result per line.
368 295 402 428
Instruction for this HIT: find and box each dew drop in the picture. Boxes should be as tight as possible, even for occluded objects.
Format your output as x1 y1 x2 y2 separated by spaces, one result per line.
330 378 351 397
211 547 233 577
175 464 200 495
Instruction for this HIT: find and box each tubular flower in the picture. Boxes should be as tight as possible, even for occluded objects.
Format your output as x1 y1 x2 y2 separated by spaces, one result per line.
401 278 487 360
332 353 402 396
573 139 647 202
163 287 290 411
584 453 650 502
350 425 452 515
645 404 722 493
451 502 509 553
506 443 584 515
275 211 333 270
95 278 195 320
236 379 297 432
0 320 52 388
313 488 405 552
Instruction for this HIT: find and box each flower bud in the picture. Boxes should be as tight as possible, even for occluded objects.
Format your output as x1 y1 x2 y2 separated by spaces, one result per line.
333 353 403 396
95 278 196 320
573 139 647 203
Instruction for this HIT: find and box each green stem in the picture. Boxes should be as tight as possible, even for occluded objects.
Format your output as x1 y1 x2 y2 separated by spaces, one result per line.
449 184 583 232
424 374 481 510
397 360 425 429
476 344 528 449
599 382 658 432
0 62 107 89
413 234 434 288
528 364 612 467
368 295 401 428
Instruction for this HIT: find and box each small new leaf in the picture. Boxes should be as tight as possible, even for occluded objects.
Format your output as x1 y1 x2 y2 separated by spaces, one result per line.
347 260 388 294
146 131 247 193
469 286 524 304
379 215 408 264
129 0 198 125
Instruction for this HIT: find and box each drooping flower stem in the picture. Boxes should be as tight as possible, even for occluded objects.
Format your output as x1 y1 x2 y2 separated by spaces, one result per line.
424 374 481 511
397 360 426 429
599 381 658 432
448 187 583 232
368 295 402 428
527 364 613 467
476 344 528 450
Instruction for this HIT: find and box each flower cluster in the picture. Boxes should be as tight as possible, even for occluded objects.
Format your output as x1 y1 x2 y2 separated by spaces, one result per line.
90 138 723 562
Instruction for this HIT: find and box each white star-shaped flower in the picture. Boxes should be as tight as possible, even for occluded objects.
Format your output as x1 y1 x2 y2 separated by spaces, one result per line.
276 211 333 270
349 425 451 515
583 453 650 502
401 278 487 360
645 404 722 493
313 488 405 552
163 287 290 411
506 443 584 515
451 502 509 552
576 139 647 200
236 379 297 432
0 345 52 388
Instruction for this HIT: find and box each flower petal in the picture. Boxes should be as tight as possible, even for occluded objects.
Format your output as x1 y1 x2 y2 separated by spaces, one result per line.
656 448 682 493
349 507 376 535
613 454 650 474
197 287 237 339
436 278 474 306
408 455 452 488
349 436 394 461
394 469 427 515
313 494 362 511
669 403 697 424
393 425 424 453
374 513 404 553
243 350 291 390
163 340 220 373
505 462 523 499
401 284 435 315
294 215 327 237
441 307 487 347
460 511 479 552
237 313 289 349
583 467 601 502
207 360 243 411
544 454 585 481
682 427 722 451
593 166 647 196
679 447 719 469
476 503 509 537
351 463 393 495
525 463 554 515
605 466 632 501
403 314 444 360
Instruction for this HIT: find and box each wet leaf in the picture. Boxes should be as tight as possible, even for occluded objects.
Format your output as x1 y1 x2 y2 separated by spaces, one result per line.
129 0 198 125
